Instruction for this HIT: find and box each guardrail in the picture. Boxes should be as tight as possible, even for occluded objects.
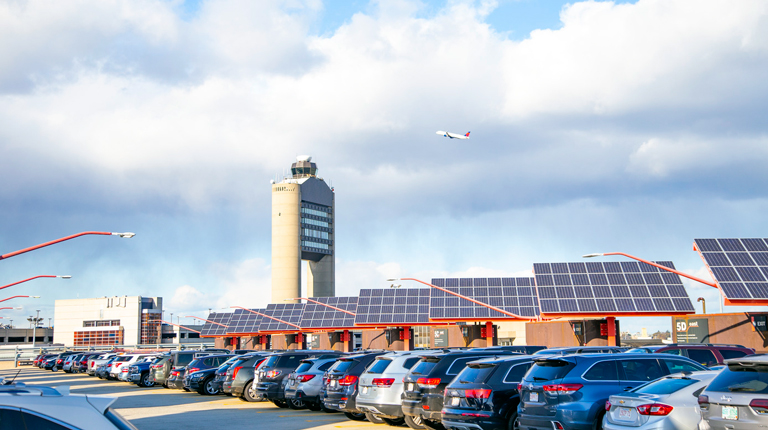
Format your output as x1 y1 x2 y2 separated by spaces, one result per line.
0 343 218 364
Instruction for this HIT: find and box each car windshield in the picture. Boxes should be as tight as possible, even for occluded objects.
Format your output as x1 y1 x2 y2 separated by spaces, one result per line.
262 356 280 368
455 364 496 384
366 359 392 375
525 360 574 382
409 360 437 376
330 360 355 373
295 362 313 373
708 363 768 393
636 377 699 394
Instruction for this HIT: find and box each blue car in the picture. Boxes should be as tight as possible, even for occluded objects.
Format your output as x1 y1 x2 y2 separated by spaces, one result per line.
517 353 707 430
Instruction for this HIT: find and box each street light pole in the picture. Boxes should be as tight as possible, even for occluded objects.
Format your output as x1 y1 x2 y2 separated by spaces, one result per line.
0 231 134 261
32 309 40 348
0 275 71 291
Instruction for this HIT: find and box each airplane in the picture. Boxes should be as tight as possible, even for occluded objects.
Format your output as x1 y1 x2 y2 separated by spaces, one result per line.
436 130 470 139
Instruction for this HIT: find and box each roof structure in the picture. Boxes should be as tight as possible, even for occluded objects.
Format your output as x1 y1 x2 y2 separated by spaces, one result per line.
226 308 266 335
199 312 233 337
354 288 431 326
256 303 305 333
429 277 539 320
299 296 358 330
694 238 768 305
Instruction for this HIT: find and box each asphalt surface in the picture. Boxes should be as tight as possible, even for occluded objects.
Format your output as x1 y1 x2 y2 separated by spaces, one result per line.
0 366 379 430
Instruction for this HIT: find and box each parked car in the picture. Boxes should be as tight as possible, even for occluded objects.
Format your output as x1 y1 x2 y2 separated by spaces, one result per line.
322 351 389 420
0 382 139 430
285 357 345 411
356 351 443 425
110 354 158 381
226 353 271 401
604 370 718 430
88 353 119 375
181 354 232 394
129 356 166 387
76 352 104 373
212 356 243 395
533 346 627 356
151 350 209 388
49 351 79 371
62 354 81 373
698 354 768 430
402 349 522 430
626 344 755 367
517 353 708 430
257 350 343 408
96 356 119 379
441 355 535 430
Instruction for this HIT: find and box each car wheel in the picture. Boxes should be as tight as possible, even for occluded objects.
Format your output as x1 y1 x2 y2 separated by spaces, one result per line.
422 420 445 430
273 399 289 408
183 387 191 392
142 373 155 388
506 412 517 430
366 413 386 424
382 417 405 426
288 399 306 410
242 381 260 402
344 412 367 421
203 377 218 395
307 402 322 411
404 415 426 430
321 404 338 413
51 367 58 372
593 410 605 430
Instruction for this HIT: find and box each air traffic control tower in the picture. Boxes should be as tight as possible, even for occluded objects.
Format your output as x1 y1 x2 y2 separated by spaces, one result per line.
271 156 335 303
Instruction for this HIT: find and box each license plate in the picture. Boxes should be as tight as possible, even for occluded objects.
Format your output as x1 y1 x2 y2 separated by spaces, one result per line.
451 397 460 406
722 405 738 420
529 391 539 402
330 380 337 388
362 386 369 394
617 407 633 421
408 383 414 391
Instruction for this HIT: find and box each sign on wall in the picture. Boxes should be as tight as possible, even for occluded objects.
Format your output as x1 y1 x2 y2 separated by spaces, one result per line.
675 317 710 343
434 328 448 347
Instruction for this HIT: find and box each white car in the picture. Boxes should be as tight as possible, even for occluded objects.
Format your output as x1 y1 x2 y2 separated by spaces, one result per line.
108 354 158 380
0 382 138 429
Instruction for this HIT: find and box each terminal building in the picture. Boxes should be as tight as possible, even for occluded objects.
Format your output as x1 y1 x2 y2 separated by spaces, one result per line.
53 296 162 346
272 156 335 302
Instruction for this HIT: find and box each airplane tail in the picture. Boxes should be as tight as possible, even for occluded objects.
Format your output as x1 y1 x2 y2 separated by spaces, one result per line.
465 131 471 137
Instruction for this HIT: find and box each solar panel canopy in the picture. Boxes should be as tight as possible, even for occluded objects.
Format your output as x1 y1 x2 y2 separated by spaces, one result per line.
533 261 695 315
355 288 430 325
694 238 768 302
430 278 539 319
200 312 232 337
300 296 358 329
227 308 265 335
257 303 305 332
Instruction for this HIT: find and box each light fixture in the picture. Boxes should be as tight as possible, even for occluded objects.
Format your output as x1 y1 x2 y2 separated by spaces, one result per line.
113 232 136 238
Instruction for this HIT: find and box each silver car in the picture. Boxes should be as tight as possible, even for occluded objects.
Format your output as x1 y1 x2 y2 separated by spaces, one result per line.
0 382 138 430
605 371 718 430
699 355 768 430
62 354 80 373
284 357 341 410
356 350 443 426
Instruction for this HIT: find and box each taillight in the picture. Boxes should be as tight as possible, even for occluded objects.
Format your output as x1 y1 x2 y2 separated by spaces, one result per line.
338 375 359 386
465 389 492 399
461 413 491 418
543 383 583 395
636 403 673 416
171 370 179 376
108 364 113 368
115 363 123 368
372 378 395 387
517 384 523 390
233 366 243 379
417 378 441 389
298 374 315 383
750 399 768 414
698 395 709 409
57 359 62 364
605 400 612 411
266 370 282 379
188 368 200 374
90 361 95 367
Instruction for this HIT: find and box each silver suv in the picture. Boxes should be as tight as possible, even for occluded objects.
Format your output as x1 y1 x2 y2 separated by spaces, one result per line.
698 354 768 430
284 357 341 410
356 351 442 426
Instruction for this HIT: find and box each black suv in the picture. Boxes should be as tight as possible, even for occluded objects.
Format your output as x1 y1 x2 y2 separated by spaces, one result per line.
152 351 209 388
442 355 535 430
256 350 342 407
322 351 387 420
402 349 522 430
225 353 271 401
183 354 232 394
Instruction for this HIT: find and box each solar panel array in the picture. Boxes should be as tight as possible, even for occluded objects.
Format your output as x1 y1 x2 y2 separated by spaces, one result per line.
533 261 695 314
200 312 233 336
257 303 305 332
695 238 768 300
300 297 358 329
430 278 540 319
227 308 265 335
354 288 430 325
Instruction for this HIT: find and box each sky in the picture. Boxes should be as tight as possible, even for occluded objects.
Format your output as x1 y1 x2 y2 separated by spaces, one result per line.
1 0 767 336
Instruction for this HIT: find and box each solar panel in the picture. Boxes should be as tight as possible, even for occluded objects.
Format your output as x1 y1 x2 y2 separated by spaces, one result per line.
226 308 266 335
533 261 695 315
200 312 233 337
354 288 430 325
429 278 540 319
299 296 358 329
256 303 305 332
694 238 768 301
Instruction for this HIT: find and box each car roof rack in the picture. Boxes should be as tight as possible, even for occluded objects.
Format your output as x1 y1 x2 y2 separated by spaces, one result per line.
663 343 747 348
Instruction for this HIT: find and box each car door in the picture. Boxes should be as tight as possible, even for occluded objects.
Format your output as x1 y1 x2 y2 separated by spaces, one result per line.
617 359 664 391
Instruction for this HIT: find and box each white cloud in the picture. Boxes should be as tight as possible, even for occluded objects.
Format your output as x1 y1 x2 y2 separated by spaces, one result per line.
169 284 214 312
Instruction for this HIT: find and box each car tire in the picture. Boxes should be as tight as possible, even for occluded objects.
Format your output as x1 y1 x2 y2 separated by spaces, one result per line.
288 399 306 410
51 367 58 372
344 412 367 421
382 418 405 426
405 416 426 430
366 413 386 424
593 410 605 430
307 402 322 411
241 381 260 402
321 404 338 413
183 387 191 392
142 373 155 388
506 412 517 430
202 377 218 395
273 399 289 408
422 420 445 430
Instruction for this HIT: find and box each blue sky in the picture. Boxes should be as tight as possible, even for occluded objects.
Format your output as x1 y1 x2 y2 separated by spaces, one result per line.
0 0 766 336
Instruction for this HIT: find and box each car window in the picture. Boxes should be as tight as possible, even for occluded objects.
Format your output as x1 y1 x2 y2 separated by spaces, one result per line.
662 359 704 374
619 359 664 381
176 354 194 367
367 359 392 374
583 360 619 381
318 361 335 371
447 357 487 375
456 365 496 384
403 357 421 370
708 363 768 393
410 360 437 376
524 360 575 382
503 362 533 383
20 411 73 430
719 349 748 360
659 349 681 356
686 349 718 367
0 407 25 430
636 377 698 395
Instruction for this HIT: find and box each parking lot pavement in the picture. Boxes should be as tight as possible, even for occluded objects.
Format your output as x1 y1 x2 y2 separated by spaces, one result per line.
0 367 379 430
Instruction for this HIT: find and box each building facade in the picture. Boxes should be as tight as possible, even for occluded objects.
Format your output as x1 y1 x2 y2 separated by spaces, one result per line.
53 296 162 347
272 156 335 302
160 324 214 346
